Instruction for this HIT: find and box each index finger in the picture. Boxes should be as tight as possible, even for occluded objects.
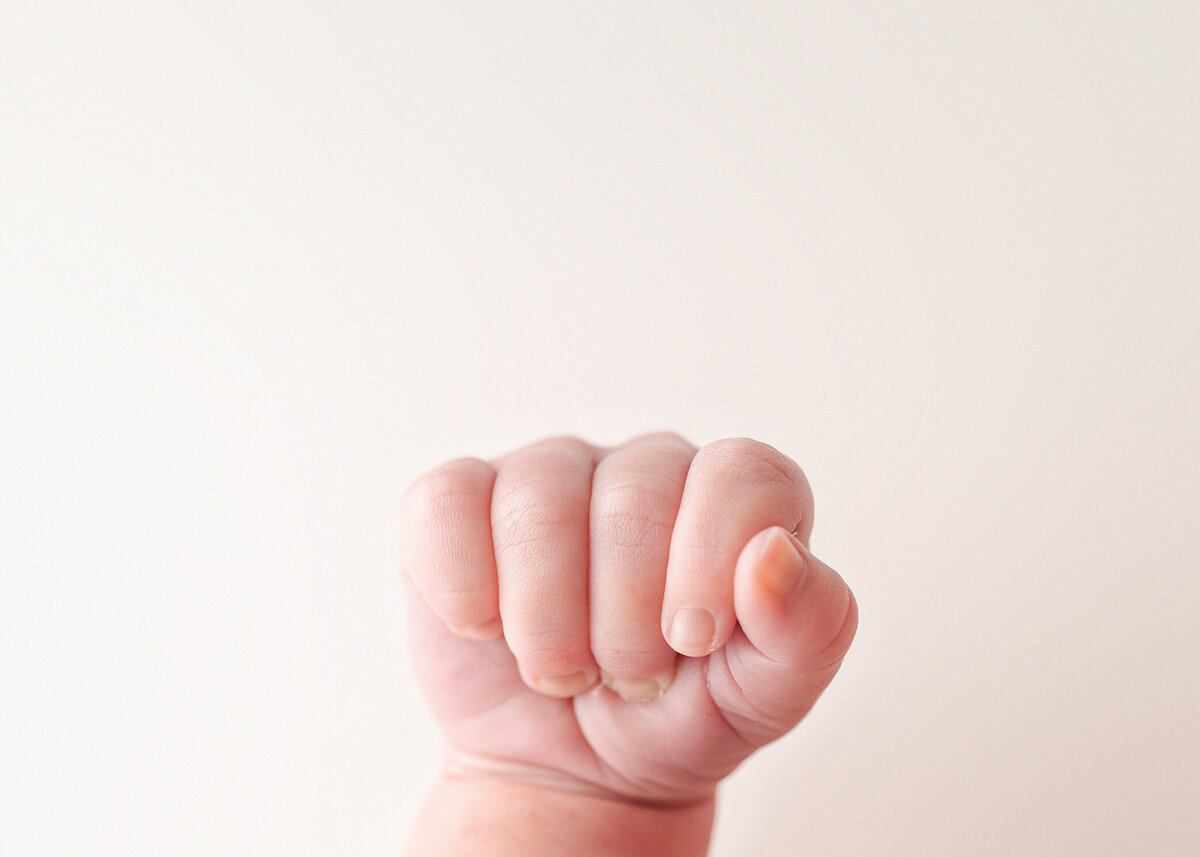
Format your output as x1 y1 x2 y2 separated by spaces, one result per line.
660 438 814 657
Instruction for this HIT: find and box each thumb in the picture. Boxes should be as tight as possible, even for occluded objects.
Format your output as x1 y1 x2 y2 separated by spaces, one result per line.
709 526 859 745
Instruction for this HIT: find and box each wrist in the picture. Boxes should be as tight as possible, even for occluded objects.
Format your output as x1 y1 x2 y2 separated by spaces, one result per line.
405 775 716 857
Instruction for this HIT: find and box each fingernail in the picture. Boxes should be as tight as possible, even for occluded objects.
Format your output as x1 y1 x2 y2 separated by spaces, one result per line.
527 669 600 698
450 618 503 641
668 606 717 656
758 527 805 600
601 665 677 703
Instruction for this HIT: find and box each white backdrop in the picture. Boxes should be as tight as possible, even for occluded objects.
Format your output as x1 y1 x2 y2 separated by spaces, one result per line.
3 2 1198 855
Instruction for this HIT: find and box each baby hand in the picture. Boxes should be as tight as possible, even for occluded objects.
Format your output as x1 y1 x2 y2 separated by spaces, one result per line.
401 433 857 805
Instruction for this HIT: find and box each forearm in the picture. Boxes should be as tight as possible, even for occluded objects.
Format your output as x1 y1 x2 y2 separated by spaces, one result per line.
404 777 715 857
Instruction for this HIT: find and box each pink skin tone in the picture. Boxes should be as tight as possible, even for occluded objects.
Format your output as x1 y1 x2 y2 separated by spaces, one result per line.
401 433 858 853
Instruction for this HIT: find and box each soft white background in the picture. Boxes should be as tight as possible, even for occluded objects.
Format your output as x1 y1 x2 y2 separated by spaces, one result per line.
3 2 1198 854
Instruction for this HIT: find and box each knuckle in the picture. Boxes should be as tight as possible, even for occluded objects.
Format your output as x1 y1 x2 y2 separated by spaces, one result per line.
490 442 593 547
424 576 484 601
513 627 586 672
591 484 675 550
591 642 663 674
400 458 489 530
490 479 576 546
698 438 810 496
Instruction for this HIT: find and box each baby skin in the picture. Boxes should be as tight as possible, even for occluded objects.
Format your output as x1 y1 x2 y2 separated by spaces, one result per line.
401 433 858 856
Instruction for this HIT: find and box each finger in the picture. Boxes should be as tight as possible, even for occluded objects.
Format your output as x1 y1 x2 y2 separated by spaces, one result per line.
491 437 599 698
710 527 858 745
662 438 814 657
589 432 696 702
399 457 502 640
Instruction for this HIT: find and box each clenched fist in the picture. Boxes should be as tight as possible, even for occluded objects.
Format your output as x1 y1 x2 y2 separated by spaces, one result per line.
400 433 857 809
